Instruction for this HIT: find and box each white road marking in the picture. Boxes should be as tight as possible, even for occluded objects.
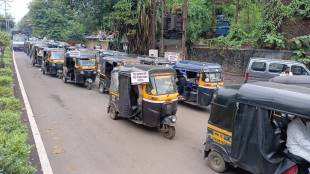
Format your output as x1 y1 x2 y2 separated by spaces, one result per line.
12 51 54 174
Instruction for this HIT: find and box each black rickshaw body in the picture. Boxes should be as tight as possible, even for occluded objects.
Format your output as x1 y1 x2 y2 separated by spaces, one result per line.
204 82 310 174
108 65 178 138
270 75 310 88
173 60 224 107
63 50 97 88
42 48 65 76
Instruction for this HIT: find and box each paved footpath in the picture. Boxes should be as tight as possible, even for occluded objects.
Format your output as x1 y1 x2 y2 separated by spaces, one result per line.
15 52 248 174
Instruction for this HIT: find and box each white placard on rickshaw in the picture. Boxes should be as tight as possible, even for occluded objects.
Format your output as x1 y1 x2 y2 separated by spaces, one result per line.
69 51 80 57
131 71 149 84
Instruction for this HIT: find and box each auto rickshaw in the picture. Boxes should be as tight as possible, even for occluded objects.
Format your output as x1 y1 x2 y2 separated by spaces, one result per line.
173 60 224 107
204 81 310 174
41 48 65 78
62 49 97 89
31 44 46 67
98 56 138 93
108 65 178 139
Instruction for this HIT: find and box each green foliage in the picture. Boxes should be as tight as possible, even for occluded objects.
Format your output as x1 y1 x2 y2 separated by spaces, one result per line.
289 35 310 50
0 68 12 76
0 97 20 112
0 31 36 173
28 0 86 41
263 33 285 49
187 0 212 42
0 87 12 98
292 50 310 65
0 76 12 87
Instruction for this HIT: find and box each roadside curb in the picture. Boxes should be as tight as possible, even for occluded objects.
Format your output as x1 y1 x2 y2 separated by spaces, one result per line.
12 51 54 174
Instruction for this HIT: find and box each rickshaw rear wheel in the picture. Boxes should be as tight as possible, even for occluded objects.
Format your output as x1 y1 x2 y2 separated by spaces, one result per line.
207 151 227 173
86 83 92 90
62 76 67 83
99 83 104 93
109 106 118 120
162 126 176 139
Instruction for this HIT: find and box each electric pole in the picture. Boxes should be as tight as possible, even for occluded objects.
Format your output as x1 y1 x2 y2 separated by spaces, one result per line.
0 0 13 32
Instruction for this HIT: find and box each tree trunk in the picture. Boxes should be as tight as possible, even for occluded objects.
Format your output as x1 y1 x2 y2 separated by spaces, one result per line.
151 0 156 49
235 0 240 23
160 0 166 56
181 0 188 60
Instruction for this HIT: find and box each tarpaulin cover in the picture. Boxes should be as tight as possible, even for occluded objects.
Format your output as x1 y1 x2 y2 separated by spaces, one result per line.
270 75 310 88
118 76 132 118
231 104 284 174
237 82 310 118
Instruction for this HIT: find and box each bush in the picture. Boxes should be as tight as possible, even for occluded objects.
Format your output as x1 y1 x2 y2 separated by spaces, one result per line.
0 68 12 76
0 87 13 98
0 97 20 111
0 111 23 133
0 129 35 174
0 32 36 173
0 76 12 87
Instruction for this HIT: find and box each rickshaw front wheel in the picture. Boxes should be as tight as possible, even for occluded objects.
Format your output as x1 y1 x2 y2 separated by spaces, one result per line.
207 151 227 173
162 126 176 139
109 106 118 120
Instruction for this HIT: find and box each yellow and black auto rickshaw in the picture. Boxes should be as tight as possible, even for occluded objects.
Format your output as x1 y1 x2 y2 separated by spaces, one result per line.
41 48 65 78
173 60 224 107
31 44 45 67
108 65 178 139
62 49 97 89
204 81 310 174
97 55 138 93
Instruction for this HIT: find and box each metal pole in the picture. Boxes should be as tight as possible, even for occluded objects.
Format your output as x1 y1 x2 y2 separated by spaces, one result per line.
181 0 188 60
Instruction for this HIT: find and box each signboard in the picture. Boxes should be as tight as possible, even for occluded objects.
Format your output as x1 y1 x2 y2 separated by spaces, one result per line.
164 52 180 62
69 51 80 57
149 49 158 57
131 71 149 84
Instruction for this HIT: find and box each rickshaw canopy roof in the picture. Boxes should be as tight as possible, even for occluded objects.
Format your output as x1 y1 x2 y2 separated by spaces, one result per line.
116 64 175 77
270 75 310 88
237 82 310 118
174 60 222 73
66 49 96 59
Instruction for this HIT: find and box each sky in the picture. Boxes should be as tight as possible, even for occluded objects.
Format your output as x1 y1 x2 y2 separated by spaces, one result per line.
6 0 31 23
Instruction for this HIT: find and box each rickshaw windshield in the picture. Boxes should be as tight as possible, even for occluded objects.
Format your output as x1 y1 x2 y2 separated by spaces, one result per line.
51 51 64 60
77 59 96 66
205 72 223 82
150 75 177 95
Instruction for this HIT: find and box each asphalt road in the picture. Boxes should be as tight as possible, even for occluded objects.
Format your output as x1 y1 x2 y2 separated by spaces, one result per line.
15 52 248 174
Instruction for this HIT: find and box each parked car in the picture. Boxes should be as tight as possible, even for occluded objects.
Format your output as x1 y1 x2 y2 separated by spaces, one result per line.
244 58 310 82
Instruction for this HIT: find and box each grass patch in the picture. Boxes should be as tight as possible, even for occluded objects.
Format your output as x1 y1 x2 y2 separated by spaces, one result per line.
0 76 13 87
0 86 13 98
0 97 20 111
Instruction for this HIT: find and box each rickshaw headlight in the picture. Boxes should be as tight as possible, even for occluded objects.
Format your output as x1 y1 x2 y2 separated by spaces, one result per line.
169 115 177 123
51 63 56 67
93 71 97 74
80 70 85 75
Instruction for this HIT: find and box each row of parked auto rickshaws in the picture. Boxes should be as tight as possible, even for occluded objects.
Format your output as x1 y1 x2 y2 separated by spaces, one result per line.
23 41 310 174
